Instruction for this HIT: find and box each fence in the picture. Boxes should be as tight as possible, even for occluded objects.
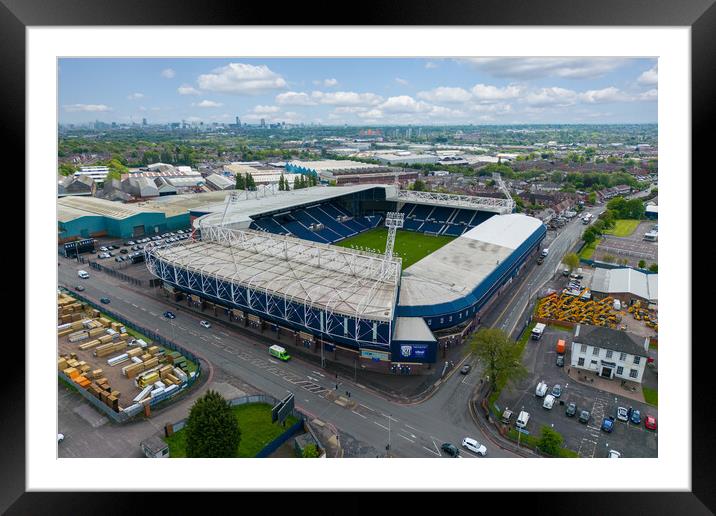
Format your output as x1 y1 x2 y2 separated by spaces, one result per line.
579 258 656 274
88 261 144 286
59 370 132 423
58 288 203 421
168 394 306 457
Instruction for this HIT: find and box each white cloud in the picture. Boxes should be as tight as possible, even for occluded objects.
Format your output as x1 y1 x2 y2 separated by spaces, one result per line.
127 92 144 100
276 91 316 106
311 91 383 106
194 99 223 108
524 87 580 107
463 58 628 79
252 105 280 114
323 78 338 87
395 77 410 86
638 89 658 101
197 63 287 95
161 68 176 79
637 66 658 86
417 87 472 104
378 95 433 114
357 109 384 119
471 83 522 101
63 104 112 112
177 84 200 96
578 87 629 103
424 62 438 69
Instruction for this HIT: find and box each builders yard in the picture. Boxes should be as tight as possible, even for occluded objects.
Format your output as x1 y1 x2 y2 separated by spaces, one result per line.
57 291 198 417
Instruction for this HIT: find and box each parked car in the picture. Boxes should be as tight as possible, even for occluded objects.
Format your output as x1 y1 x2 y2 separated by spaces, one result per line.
107 251 114 257
578 410 591 424
551 384 562 397
100 297 110 304
99 246 108 252
500 409 514 425
115 256 124 262
200 320 211 328
461 437 487 456
565 402 577 417
630 409 641 425
163 311 176 319
608 450 621 458
542 394 555 410
75 285 85 292
460 364 471 375
601 416 615 433
556 355 564 367
616 406 629 422
645 415 657 430
126 240 136 246
441 443 460 457
120 248 129 254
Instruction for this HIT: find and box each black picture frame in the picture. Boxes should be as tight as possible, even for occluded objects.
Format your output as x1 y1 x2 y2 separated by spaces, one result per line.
4 0 709 513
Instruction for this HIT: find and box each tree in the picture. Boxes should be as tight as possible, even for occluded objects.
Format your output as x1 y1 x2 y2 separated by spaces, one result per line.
563 253 579 271
582 229 596 245
185 390 241 458
278 173 286 191
293 176 300 190
302 444 320 458
649 263 658 273
412 179 426 191
235 173 245 190
537 425 563 456
467 328 528 394
58 163 78 176
601 254 616 263
638 260 646 269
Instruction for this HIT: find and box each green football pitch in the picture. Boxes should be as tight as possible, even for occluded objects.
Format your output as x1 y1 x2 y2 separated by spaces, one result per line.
334 228 455 269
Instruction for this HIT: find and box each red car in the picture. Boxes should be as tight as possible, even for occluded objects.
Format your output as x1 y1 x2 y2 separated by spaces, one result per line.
645 415 657 430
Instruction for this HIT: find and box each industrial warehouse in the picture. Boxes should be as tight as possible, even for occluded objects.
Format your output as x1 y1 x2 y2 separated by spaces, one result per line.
143 183 546 371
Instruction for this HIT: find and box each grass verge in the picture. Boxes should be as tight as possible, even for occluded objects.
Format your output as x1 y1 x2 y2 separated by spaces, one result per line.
165 403 299 458
642 387 658 407
579 238 601 260
604 219 641 237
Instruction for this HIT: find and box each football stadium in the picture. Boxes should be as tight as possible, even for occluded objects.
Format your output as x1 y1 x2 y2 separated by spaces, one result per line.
145 183 546 372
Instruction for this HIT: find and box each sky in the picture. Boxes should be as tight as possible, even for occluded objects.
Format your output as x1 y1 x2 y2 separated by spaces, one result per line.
58 57 658 126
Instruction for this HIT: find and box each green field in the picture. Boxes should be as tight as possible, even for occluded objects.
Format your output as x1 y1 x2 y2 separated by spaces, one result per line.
579 238 601 260
604 219 641 237
165 403 299 458
335 228 455 269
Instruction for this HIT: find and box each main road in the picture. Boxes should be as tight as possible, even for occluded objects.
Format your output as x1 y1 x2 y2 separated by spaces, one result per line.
57 206 598 458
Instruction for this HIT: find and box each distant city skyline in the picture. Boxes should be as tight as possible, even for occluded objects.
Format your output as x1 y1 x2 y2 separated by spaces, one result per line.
58 57 658 126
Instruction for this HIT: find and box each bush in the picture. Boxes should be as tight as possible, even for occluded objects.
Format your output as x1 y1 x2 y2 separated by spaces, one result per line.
302 444 320 458
537 426 564 456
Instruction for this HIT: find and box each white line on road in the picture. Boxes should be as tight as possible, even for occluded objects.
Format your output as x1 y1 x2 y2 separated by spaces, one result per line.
351 410 367 419
131 303 138 308
311 371 325 378
359 404 375 412
398 434 415 443
213 335 222 340
374 422 389 431
422 446 440 457
381 413 399 422
405 424 419 432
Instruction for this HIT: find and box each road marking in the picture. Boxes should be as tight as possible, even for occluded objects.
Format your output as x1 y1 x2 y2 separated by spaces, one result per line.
432 441 440 455
381 413 399 422
351 410 367 419
422 446 440 457
398 434 415 443
213 335 222 340
268 359 278 364
359 404 375 412
220 332 229 337
131 303 138 308
307 376 319 383
311 371 325 378
405 424 419 432
374 421 389 431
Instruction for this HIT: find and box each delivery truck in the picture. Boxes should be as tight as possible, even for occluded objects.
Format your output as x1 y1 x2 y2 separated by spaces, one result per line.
531 323 546 340
556 339 566 355
269 344 291 362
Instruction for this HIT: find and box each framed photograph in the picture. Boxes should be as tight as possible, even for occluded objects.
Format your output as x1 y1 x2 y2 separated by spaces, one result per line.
7 0 709 512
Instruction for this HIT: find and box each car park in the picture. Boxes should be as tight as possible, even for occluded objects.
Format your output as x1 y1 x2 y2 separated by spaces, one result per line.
617 407 629 422
441 443 460 457
565 402 577 417
460 364 471 375
551 384 562 397
630 409 641 425
601 416 615 433
579 410 590 424
100 297 110 304
164 311 176 319
200 320 211 328
461 437 487 456
645 415 657 430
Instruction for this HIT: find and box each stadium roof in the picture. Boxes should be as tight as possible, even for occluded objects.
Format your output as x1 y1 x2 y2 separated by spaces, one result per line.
195 185 397 228
591 268 658 303
148 225 400 322
398 214 544 310
393 317 436 342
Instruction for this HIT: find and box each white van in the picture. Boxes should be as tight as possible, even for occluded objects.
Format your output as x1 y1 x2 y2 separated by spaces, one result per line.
535 381 548 397
77 270 89 279
542 394 555 410
516 411 530 429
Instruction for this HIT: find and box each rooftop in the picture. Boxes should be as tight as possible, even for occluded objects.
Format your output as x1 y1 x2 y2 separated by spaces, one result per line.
58 196 162 222
574 324 648 357
287 160 382 172
591 268 658 303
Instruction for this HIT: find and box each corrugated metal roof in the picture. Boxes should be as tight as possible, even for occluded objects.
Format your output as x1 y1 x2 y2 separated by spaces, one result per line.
57 196 162 222
591 268 657 302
